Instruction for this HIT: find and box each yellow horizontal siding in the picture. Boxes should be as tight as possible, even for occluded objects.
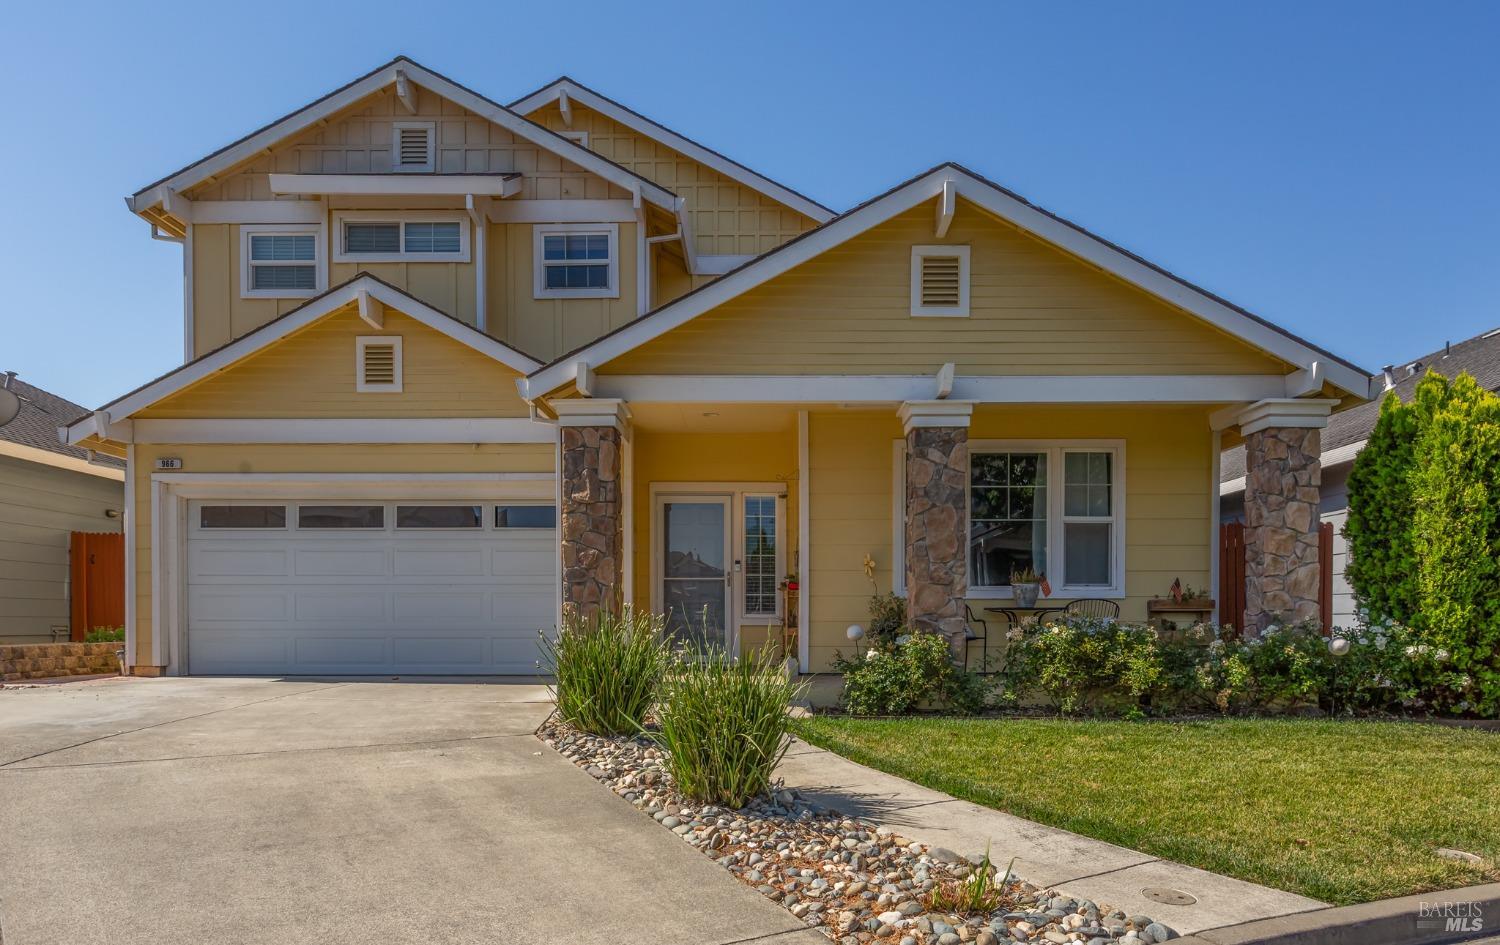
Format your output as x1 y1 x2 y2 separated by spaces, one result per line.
525 100 819 257
128 442 553 667
139 308 528 419
603 200 1289 378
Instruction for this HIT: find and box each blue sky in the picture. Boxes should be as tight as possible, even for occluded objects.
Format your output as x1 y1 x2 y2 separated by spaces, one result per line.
3 0 1496 407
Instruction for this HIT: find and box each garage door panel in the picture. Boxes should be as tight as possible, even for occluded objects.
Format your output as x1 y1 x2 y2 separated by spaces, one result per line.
186 498 556 675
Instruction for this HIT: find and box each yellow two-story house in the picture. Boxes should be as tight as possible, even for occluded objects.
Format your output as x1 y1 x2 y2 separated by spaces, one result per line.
65 57 1371 677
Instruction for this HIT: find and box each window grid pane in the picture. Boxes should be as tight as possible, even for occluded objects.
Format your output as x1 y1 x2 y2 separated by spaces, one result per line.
249 234 315 261
496 505 557 529
200 505 286 528
251 265 316 291
969 451 1048 588
297 505 384 529
345 223 401 254
403 222 461 254
395 506 482 529
1063 451 1113 518
743 496 777 614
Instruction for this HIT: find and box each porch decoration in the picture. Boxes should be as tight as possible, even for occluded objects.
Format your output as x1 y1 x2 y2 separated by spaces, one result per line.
1010 566 1043 609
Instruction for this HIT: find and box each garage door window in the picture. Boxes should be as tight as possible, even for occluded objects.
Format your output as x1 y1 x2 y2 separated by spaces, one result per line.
199 505 287 529
298 505 385 529
496 505 557 529
396 505 483 529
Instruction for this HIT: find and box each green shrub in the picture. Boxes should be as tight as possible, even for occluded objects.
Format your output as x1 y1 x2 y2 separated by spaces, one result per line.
83 626 124 643
865 592 908 649
539 607 671 736
1001 617 1161 714
653 644 801 806
1346 370 1500 714
836 632 990 715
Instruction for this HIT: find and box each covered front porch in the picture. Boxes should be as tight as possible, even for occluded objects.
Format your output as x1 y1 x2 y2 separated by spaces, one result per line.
552 395 1329 673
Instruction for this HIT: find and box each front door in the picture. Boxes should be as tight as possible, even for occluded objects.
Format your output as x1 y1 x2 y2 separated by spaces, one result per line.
658 495 732 651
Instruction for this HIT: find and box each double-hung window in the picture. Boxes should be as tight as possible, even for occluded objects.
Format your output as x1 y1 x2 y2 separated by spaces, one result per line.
533 223 619 299
742 495 781 619
966 442 1124 597
240 225 324 299
333 212 469 263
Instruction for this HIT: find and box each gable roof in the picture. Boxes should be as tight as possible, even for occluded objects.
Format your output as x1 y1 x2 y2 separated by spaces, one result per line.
523 162 1373 399
128 57 678 219
1 375 124 471
62 274 541 445
1220 326 1500 489
509 76 835 223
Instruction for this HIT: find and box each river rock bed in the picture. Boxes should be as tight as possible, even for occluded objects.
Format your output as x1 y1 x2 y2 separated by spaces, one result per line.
537 719 1177 944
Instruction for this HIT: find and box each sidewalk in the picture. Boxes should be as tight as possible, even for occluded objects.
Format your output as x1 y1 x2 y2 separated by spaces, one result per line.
776 736 1326 936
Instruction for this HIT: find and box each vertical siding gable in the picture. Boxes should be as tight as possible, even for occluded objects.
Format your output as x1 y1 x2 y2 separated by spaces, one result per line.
600 200 1290 377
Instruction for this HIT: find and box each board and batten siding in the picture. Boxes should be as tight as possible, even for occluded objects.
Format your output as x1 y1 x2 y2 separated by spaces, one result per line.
524 100 819 257
0 455 123 644
802 406 1215 673
127 442 555 668
602 200 1291 378
137 309 530 420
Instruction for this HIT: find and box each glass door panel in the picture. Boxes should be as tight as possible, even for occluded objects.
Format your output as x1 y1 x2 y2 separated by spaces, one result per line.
661 498 730 650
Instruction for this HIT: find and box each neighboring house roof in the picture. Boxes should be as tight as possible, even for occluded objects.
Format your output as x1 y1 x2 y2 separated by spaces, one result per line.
524 162 1372 399
1220 326 1500 490
127 57 679 220
0 375 124 477
62 274 542 445
508 76 835 223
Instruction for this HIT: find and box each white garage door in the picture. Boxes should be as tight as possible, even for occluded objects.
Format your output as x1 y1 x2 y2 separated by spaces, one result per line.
185 500 555 675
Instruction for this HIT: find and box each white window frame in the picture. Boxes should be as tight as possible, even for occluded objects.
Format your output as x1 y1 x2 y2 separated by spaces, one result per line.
533 223 620 299
910 244 971 317
332 211 470 264
239 224 326 299
739 492 786 621
355 336 403 394
390 121 436 173
965 439 1126 599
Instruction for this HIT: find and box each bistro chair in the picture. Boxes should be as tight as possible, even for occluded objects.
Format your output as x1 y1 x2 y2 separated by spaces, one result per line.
1039 598 1121 622
962 604 1000 673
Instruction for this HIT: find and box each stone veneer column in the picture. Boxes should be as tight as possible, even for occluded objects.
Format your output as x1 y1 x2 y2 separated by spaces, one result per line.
553 399 630 623
1237 399 1335 634
899 401 974 662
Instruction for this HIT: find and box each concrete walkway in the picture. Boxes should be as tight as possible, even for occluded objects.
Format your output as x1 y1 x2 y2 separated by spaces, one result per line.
776 736 1326 936
0 677 827 945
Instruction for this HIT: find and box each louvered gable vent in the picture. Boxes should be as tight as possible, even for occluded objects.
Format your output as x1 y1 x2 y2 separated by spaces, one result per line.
356 337 403 392
910 245 971 317
391 122 434 172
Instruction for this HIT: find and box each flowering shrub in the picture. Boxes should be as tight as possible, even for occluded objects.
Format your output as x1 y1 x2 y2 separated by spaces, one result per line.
999 617 1162 714
835 632 989 715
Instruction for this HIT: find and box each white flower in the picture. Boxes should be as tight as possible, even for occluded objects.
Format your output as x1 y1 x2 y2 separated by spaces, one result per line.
1374 634 1388 650
1434 648 1450 663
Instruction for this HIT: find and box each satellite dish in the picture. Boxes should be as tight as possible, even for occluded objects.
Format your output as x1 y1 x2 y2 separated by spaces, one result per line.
0 387 19 428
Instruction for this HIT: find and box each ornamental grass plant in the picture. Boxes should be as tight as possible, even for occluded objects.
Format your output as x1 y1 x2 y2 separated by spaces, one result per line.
539 606 672 736
654 644 802 807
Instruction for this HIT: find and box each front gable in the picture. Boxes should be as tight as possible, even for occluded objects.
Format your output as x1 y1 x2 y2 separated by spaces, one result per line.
599 197 1289 378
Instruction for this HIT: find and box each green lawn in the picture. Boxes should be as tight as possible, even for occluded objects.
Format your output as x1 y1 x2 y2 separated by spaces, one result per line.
791 716 1500 905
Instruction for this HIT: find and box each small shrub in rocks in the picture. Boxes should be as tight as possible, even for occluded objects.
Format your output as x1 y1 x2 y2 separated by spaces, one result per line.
654 644 802 807
539 719 1179 943
538 606 671 736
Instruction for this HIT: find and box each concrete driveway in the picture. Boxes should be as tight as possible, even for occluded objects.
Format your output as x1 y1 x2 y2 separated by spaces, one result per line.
0 677 825 945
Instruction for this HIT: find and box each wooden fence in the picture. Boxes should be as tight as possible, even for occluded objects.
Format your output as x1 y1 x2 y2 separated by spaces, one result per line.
1218 520 1334 634
69 532 124 641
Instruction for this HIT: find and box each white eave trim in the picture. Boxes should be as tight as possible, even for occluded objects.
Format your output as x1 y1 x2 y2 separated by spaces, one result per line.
0 440 125 480
65 276 541 444
268 173 522 198
510 79 834 223
129 59 677 216
525 165 1371 400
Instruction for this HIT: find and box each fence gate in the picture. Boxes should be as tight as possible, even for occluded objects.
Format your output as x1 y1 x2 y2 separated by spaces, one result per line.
1218 521 1245 632
70 532 125 641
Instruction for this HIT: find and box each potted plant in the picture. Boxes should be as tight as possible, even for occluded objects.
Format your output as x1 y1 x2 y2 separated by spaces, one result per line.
1010 566 1043 608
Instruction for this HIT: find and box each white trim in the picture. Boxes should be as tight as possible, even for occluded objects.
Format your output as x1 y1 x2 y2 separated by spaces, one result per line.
486 199 637 223
525 165 1370 399
332 210 471 263
127 418 555 444
797 410 809 673
270 173 523 199
935 179 956 238
891 438 906 596
737 491 787 623
558 129 589 148
898 399 974 433
636 217 650 316
695 254 756 275
188 201 327 225
910 244 971 317
1233 398 1338 435
622 431 633 607
1219 437 1367 497
650 489 734 652
0 440 125 480
509 79 834 223
533 223 621 299
356 336 403 393
966 439 1128 599
183 223 194 360
390 121 436 172
239 223 326 300
68 277 540 444
1209 429 1222 624
123 445 135 671
128 59 678 216
550 398 631 434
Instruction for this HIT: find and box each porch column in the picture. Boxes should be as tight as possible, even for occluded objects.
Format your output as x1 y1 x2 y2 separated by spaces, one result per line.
553 399 631 623
898 400 974 662
1236 399 1335 634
